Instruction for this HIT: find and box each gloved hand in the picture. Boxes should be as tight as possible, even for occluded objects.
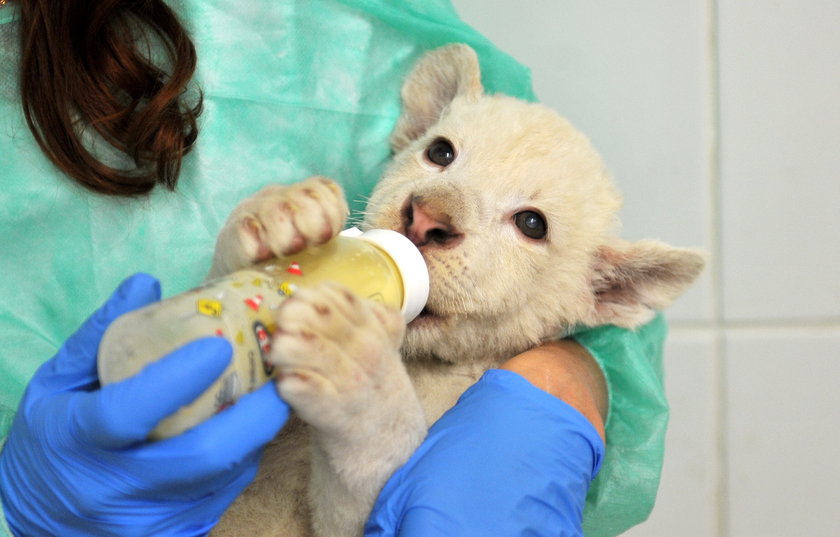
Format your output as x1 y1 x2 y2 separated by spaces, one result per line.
0 274 289 537
364 369 605 537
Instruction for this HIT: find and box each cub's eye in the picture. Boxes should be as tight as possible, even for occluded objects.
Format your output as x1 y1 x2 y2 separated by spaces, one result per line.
514 210 548 240
425 138 456 167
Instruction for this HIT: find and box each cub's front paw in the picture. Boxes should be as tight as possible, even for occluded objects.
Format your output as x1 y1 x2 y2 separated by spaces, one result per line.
269 282 407 435
211 177 348 277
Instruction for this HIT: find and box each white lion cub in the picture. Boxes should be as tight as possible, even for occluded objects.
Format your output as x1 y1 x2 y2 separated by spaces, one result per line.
209 44 705 537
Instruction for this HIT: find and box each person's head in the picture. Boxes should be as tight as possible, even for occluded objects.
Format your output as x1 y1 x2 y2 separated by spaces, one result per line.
18 0 202 195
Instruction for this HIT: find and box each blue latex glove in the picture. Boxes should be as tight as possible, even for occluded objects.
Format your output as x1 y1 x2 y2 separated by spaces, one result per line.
0 274 289 537
365 369 605 537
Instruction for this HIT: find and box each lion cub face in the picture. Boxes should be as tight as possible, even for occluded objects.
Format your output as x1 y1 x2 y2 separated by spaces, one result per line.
363 45 704 364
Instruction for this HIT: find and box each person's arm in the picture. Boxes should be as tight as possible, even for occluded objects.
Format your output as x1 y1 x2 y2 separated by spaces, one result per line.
500 340 608 441
0 274 289 537
365 341 606 537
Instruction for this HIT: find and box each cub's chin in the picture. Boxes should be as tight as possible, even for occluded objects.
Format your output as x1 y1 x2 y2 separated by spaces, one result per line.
403 306 455 361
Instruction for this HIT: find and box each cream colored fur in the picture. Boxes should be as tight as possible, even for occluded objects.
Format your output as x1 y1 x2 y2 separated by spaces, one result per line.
209 44 705 537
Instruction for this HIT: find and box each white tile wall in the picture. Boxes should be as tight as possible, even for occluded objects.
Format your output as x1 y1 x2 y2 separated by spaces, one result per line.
718 1 840 322
725 328 840 537
624 330 720 537
451 1 840 535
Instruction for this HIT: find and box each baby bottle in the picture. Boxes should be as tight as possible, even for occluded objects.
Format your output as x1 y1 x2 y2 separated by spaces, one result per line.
97 228 428 439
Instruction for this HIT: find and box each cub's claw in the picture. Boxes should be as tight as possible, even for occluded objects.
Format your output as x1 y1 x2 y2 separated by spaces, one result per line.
210 177 348 277
269 282 405 435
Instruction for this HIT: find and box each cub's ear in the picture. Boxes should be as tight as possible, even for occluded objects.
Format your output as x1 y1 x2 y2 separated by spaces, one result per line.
391 44 484 152
588 239 707 328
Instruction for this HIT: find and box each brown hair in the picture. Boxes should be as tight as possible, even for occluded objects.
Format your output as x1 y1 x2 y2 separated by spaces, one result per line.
17 0 203 196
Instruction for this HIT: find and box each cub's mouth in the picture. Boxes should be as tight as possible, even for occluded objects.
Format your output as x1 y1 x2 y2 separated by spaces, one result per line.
409 305 446 327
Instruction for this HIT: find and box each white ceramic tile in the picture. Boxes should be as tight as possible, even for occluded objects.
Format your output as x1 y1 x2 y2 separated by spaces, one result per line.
623 329 720 537
451 0 715 323
718 1 840 321
725 327 840 537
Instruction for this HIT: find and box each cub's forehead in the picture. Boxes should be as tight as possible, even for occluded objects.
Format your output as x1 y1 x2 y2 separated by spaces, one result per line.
432 101 597 183
435 97 596 170
428 97 620 225
446 96 582 144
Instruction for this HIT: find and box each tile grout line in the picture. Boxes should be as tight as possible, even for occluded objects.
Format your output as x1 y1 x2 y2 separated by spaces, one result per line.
669 318 840 332
707 1 729 536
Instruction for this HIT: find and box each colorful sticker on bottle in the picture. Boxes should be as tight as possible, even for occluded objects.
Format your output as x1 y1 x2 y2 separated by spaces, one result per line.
278 281 296 296
253 321 275 375
286 261 303 276
197 299 223 317
214 373 242 413
244 295 263 311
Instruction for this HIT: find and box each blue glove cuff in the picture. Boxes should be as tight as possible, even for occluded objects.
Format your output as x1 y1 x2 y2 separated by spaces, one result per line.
0 438 13 537
366 369 605 537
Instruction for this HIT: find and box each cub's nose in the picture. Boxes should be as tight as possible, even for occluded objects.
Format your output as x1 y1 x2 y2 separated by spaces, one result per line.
403 196 464 248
